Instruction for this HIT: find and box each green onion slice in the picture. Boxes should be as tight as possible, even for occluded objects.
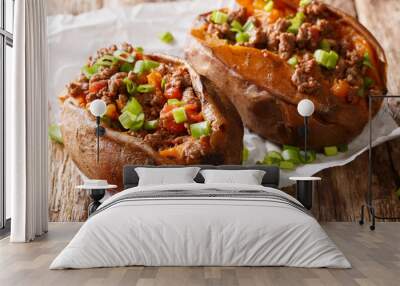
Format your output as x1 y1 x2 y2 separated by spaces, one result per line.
81 64 99 79
123 77 137 95
130 113 145 131
364 77 374 89
236 32 250 43
96 55 116 67
190 121 211 139
314 49 339 69
324 146 338 156
242 146 250 162
281 149 302 164
287 12 305 34
172 107 187 124
159 32 174 44
135 46 144 53
230 20 243 32
363 52 373 69
262 151 283 166
299 0 311 7
120 62 135 73
133 60 160 75
283 145 300 152
320 39 331 51
137 84 155 93
338 144 348 153
122 97 142 115
144 119 159 131
287 56 298 67
167 99 184 106
299 150 316 164
264 1 274 12
113 50 135 63
48 124 63 144
210 10 228 24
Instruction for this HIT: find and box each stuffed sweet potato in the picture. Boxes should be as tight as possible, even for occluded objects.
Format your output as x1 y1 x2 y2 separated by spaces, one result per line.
60 43 243 187
186 0 387 149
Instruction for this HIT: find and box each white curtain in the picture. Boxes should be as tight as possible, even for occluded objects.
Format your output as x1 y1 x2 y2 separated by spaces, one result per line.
7 0 48 242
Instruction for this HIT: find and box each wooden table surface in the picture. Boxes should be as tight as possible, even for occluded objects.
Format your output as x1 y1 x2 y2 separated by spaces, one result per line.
47 0 400 222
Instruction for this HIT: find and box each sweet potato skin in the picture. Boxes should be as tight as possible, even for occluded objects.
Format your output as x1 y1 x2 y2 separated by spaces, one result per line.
61 54 243 187
186 3 387 149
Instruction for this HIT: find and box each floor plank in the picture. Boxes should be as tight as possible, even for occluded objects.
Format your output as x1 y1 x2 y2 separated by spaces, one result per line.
0 223 399 286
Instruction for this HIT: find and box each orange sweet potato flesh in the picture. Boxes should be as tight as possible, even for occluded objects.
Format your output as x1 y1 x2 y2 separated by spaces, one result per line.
186 0 387 149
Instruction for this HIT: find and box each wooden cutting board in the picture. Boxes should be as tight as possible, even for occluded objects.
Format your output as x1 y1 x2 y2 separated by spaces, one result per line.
47 0 400 222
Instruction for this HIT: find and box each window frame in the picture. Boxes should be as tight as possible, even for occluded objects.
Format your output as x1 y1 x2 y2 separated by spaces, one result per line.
0 0 14 235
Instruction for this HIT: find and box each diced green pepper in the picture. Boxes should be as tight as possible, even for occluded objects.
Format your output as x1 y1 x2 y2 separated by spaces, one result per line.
172 107 187 124
299 150 316 164
123 77 137 95
324 146 338 156
242 146 250 162
210 11 228 24
190 121 211 139
113 50 135 63
282 149 302 164
236 32 250 43
287 56 298 67
338 144 348 152
48 124 63 144
137 84 155 93
280 161 295 170
122 97 142 115
144 119 158 131
159 31 174 44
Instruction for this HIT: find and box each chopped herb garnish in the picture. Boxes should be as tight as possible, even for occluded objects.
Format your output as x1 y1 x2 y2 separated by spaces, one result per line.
287 12 305 34
236 31 250 43
264 0 274 12
287 56 298 67
314 49 339 69
363 52 373 69
159 31 174 44
210 10 228 24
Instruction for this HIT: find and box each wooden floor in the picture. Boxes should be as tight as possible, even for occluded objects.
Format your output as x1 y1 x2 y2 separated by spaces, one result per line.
0 223 399 286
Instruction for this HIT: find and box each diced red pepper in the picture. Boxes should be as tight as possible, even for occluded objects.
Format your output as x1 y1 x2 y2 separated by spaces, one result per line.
89 80 108 93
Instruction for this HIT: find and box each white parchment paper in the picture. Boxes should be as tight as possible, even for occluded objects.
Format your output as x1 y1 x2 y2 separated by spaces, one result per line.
47 0 400 187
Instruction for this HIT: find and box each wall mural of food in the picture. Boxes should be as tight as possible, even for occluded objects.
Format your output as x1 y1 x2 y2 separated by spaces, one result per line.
47 0 400 220
60 44 243 187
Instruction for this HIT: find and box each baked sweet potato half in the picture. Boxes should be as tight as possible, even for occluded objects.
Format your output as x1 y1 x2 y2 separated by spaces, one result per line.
186 0 387 149
60 43 243 187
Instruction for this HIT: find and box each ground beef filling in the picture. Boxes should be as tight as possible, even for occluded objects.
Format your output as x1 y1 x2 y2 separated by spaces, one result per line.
65 43 211 163
201 1 377 100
